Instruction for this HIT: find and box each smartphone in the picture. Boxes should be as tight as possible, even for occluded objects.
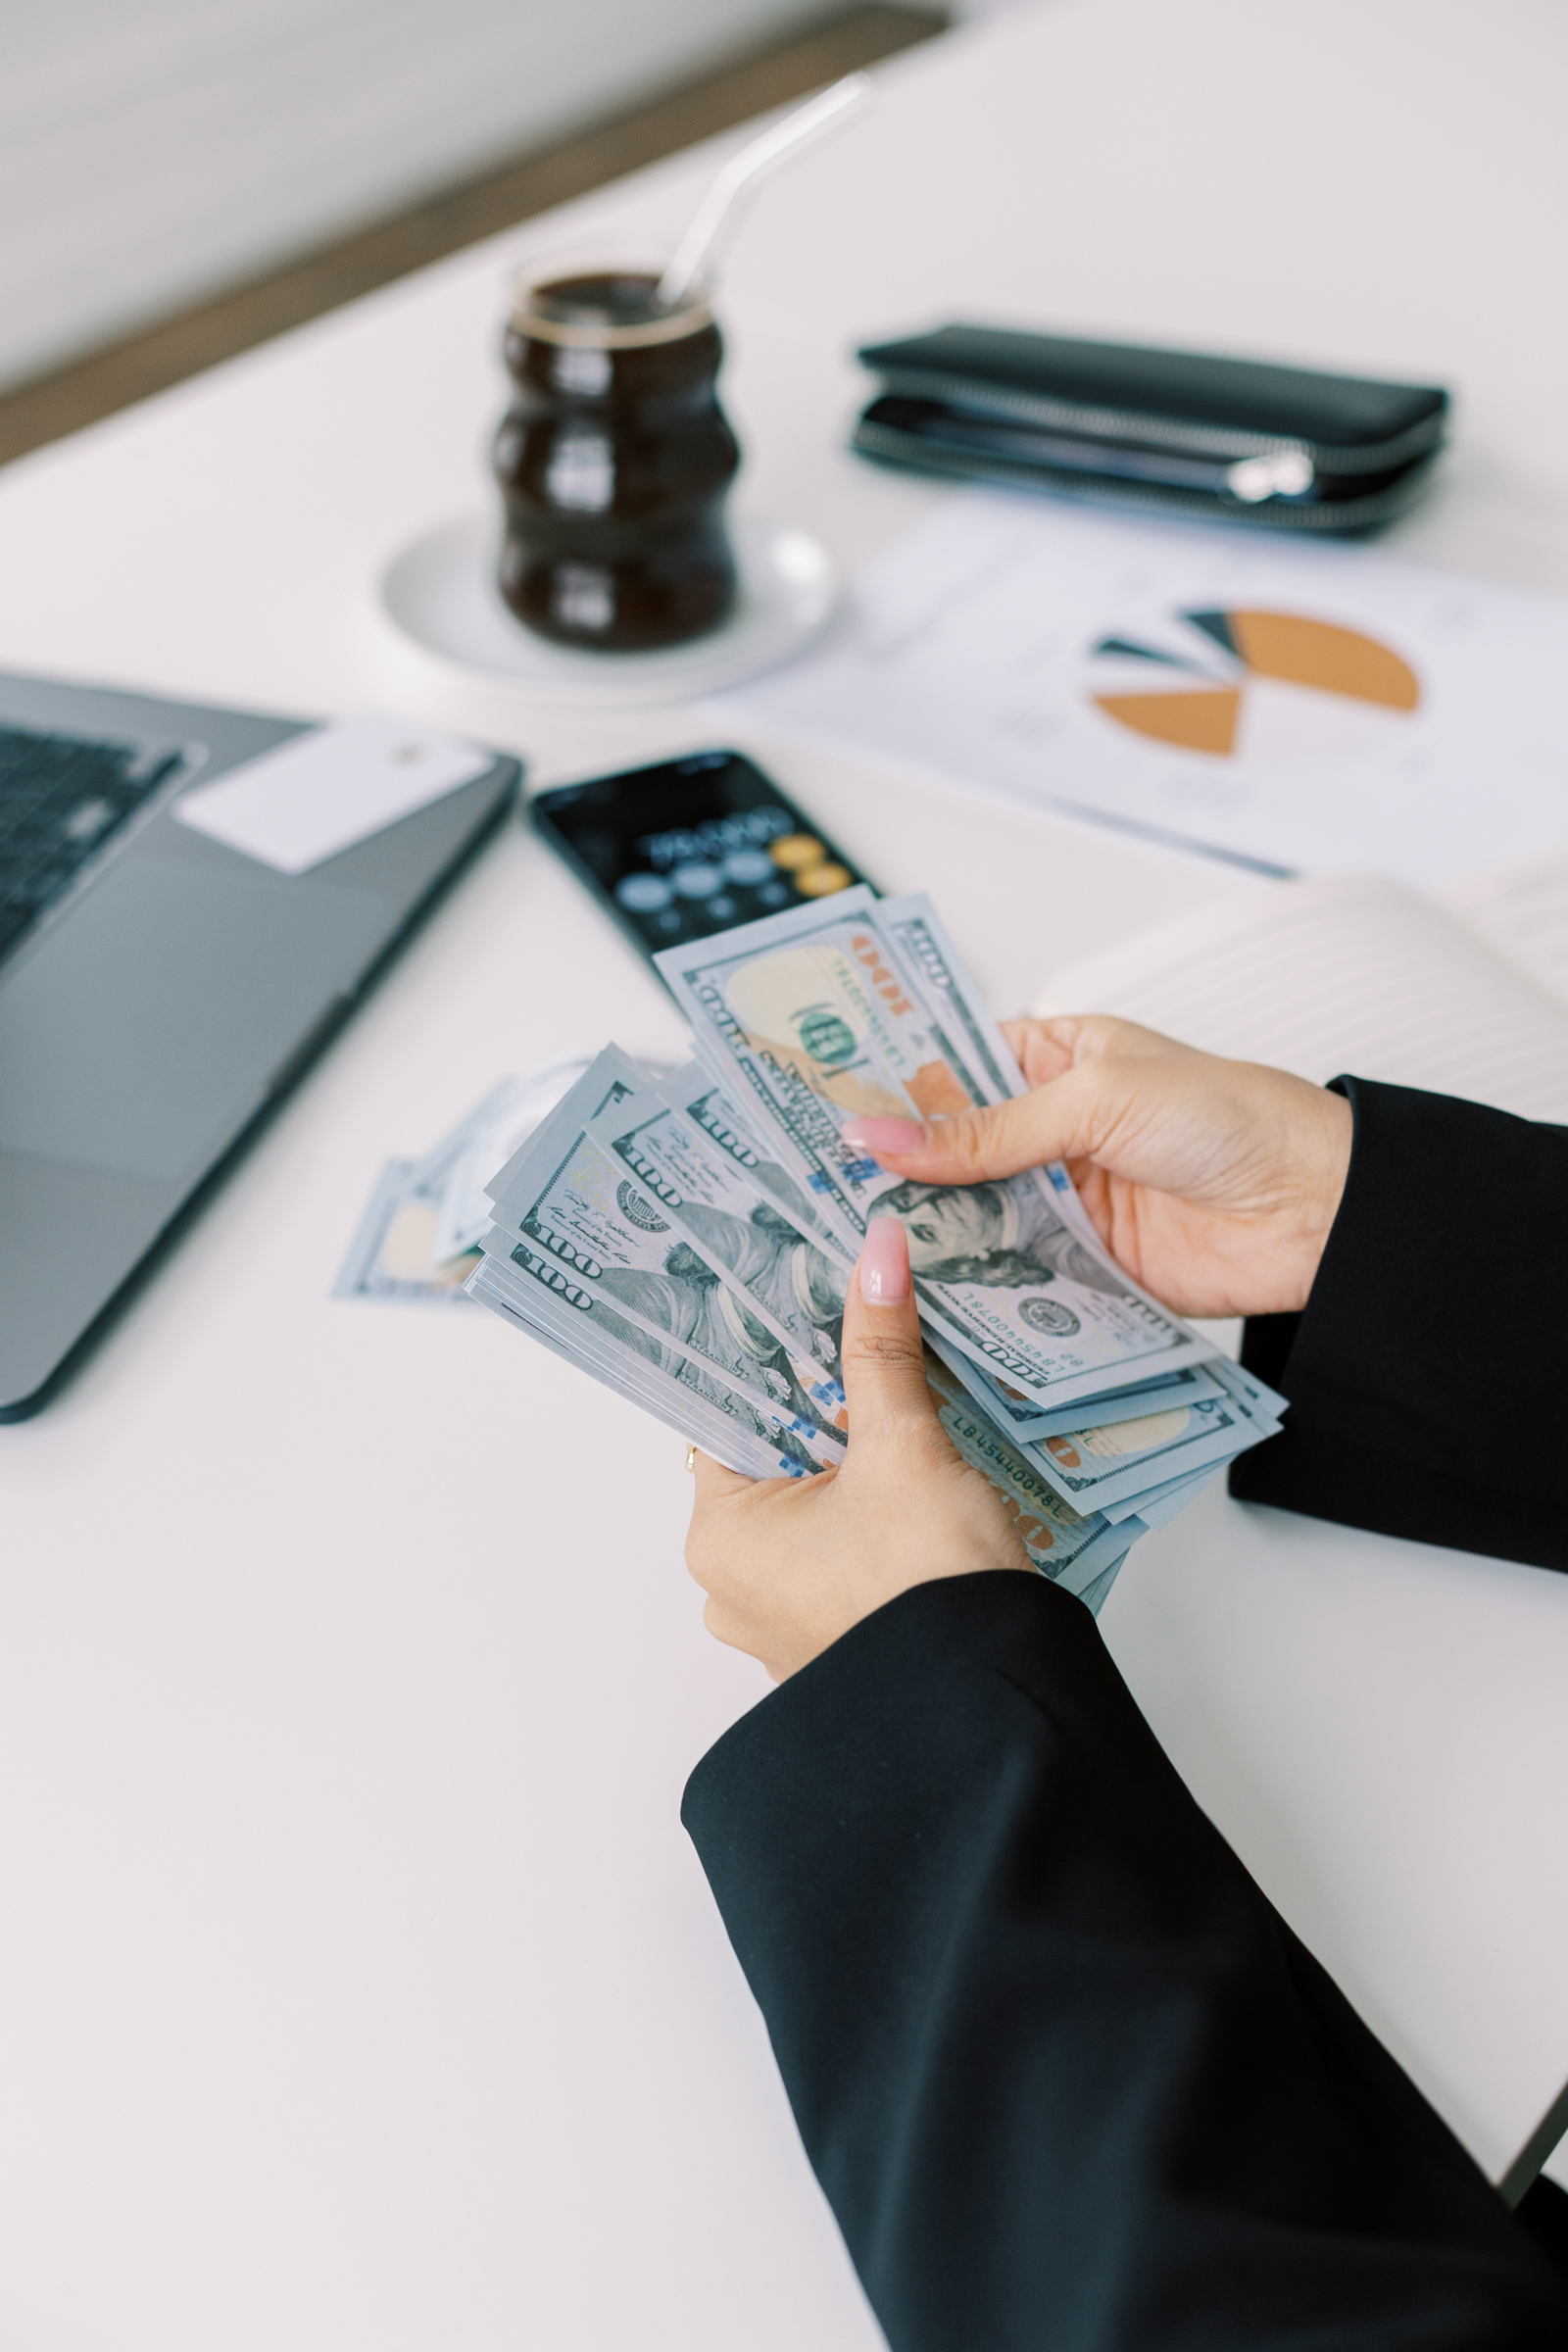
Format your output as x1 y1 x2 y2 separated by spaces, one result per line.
529 750 874 969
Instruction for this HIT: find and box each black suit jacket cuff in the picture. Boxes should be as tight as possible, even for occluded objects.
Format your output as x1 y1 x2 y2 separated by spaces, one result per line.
1231 1078 1568 1571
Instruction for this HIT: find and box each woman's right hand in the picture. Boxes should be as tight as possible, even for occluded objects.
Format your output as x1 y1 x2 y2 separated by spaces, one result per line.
840 1015 1353 1323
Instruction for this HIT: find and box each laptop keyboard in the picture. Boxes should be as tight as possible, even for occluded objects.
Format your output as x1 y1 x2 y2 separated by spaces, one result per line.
0 725 185 964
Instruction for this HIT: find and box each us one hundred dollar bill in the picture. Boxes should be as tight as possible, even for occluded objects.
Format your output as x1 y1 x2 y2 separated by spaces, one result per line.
332 1159 481 1304
484 1051 849 1464
586 1075 852 1399
469 1255 812 1480
1021 1391 1267 1513
333 1052 598 1303
922 1351 1137 1597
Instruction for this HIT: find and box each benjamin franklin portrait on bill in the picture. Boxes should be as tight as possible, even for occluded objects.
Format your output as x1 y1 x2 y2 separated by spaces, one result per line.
871 1177 1132 1298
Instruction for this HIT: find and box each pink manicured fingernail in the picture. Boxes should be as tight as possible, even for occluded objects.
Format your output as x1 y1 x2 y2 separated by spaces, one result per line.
841 1115 927 1155
858 1217 910 1305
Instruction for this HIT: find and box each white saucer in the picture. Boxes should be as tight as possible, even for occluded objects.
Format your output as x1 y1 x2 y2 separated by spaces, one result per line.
376 514 838 707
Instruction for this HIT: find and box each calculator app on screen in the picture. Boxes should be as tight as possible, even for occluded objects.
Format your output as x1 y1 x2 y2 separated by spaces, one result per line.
530 751 872 966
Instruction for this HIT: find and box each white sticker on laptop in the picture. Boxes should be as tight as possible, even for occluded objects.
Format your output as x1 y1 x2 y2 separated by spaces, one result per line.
172 714 497 874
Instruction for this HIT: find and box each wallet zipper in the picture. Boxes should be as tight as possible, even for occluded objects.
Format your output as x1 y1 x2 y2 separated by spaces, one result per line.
852 414 1440 531
867 368 1446 483
868 405 1312 502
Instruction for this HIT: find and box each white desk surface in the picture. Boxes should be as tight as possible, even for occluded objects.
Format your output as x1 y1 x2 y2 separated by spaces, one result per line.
4 0 1568 2340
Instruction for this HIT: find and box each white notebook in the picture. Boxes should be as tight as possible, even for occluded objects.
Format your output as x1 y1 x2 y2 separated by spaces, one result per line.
1031 846 1568 1124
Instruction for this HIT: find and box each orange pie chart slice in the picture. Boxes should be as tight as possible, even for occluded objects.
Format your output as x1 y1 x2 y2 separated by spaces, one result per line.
1092 686 1242 756
1225 610 1419 710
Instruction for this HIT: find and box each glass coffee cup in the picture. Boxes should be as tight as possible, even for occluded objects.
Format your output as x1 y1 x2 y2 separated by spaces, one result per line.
493 264 742 653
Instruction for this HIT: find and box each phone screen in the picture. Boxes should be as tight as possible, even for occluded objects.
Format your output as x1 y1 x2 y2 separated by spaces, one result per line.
530 750 873 965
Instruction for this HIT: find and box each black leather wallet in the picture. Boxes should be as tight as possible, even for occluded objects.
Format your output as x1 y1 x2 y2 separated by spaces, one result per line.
853 326 1448 534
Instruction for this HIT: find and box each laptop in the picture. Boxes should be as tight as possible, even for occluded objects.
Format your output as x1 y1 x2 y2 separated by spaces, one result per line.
0 670 520 1420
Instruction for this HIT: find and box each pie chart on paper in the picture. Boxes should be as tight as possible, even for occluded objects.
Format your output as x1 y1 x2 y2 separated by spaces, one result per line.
1087 609 1422 762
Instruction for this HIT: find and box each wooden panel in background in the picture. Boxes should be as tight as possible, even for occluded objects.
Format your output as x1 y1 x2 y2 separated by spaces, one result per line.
0 4 946 470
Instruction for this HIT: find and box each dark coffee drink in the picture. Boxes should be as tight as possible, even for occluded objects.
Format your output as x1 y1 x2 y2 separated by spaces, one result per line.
494 270 741 652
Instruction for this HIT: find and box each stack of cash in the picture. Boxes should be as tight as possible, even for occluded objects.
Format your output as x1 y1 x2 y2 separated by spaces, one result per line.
466 888 1287 1616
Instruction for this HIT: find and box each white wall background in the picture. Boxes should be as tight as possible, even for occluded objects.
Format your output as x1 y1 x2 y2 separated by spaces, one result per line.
0 0 854 396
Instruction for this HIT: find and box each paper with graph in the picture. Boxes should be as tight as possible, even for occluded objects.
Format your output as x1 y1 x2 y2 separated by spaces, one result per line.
714 490 1568 889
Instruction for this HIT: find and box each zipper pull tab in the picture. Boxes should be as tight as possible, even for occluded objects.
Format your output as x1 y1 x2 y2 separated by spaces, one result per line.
1227 449 1315 502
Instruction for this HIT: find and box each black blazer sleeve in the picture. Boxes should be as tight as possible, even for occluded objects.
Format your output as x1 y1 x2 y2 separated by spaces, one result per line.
1231 1078 1568 1571
683 1573 1568 2352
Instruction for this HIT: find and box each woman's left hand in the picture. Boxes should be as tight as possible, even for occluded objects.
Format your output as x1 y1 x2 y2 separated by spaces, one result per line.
685 1219 1032 1681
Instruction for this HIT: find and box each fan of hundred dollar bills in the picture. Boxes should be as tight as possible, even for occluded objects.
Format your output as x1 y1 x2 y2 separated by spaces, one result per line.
466 888 1286 1617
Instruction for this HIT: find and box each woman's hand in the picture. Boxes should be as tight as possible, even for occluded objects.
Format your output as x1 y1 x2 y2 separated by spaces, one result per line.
840 1015 1353 1322
686 1220 1031 1681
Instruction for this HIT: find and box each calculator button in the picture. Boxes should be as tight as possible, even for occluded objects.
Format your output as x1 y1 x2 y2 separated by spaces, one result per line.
795 861 854 898
616 872 673 911
769 834 826 871
672 861 725 898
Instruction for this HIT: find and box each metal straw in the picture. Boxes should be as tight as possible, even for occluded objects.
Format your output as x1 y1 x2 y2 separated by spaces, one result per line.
656 73 872 311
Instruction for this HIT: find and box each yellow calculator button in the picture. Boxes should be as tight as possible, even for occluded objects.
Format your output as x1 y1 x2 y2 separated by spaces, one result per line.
795 861 853 898
769 834 825 871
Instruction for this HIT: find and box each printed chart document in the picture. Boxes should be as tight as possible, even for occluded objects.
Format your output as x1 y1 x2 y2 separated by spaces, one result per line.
715 491 1568 890
1029 848 1568 1123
